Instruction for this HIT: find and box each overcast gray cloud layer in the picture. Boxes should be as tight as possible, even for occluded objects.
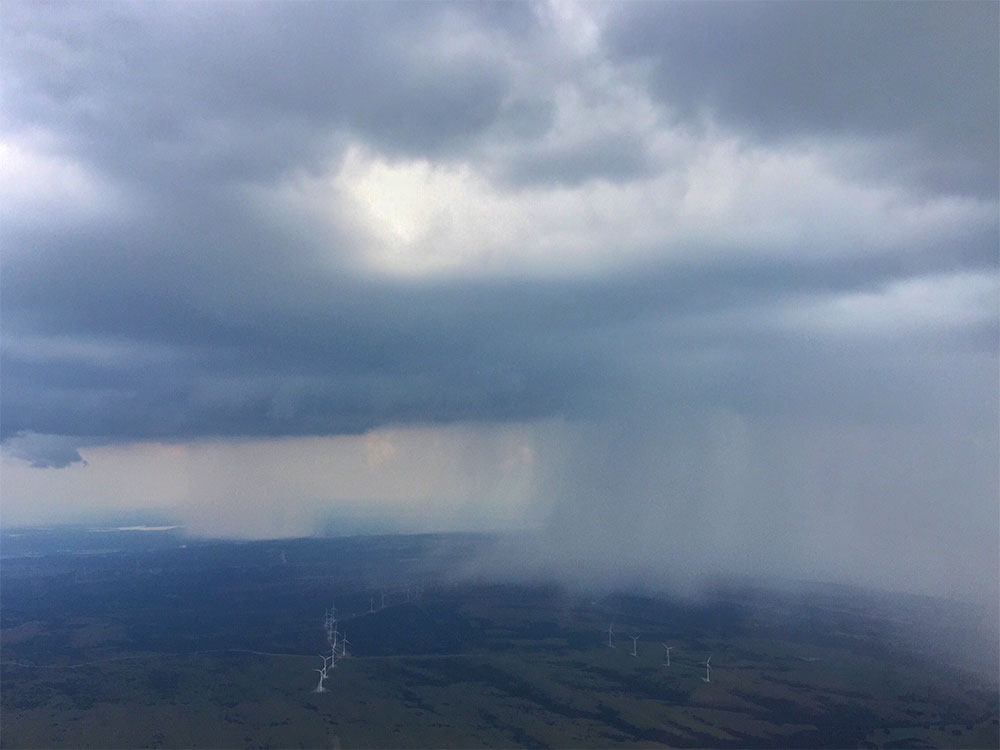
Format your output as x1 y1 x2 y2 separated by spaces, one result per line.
1 2 997 603
604 1 999 196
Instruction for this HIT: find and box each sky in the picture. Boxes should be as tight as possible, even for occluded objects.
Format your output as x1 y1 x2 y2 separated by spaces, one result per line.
2 2 997 604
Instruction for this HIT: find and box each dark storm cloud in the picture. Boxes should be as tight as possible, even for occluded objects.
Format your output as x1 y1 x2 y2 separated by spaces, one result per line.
2 433 87 469
1 1 522 192
4 230 994 443
1 0 996 455
601 1 1000 196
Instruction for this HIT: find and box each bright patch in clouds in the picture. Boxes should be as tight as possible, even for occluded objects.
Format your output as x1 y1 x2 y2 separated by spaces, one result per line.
787 271 999 337
295 136 994 279
0 135 127 231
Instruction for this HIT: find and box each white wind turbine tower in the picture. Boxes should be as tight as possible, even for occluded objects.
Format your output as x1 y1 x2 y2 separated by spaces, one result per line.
630 635 639 657
661 644 672 666
341 632 351 658
324 609 337 641
313 667 328 693
701 655 712 683
607 623 615 648
322 609 339 669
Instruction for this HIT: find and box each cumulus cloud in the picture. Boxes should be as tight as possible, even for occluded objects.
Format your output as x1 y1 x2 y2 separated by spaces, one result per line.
3 432 88 469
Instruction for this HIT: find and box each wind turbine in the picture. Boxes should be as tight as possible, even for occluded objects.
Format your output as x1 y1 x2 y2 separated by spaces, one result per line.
341 632 351 658
630 635 639 657
320 653 333 671
661 644 673 666
323 613 338 665
313 667 327 693
369 596 376 614
701 655 712 683
607 623 615 648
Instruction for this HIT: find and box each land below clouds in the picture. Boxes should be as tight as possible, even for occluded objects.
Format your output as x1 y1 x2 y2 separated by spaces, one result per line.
1 526 997 749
